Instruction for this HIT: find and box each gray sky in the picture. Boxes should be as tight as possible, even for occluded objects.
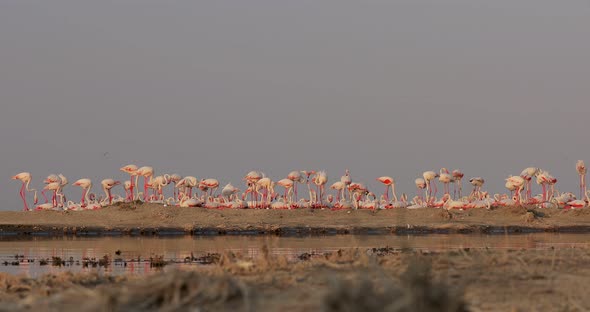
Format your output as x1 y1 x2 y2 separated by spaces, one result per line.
1 0 589 210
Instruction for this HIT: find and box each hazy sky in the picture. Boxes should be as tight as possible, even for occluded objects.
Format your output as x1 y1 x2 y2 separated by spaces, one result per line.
1 1 589 210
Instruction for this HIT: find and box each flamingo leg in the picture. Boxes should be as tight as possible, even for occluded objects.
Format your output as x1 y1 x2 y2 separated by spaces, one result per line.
19 183 29 211
42 189 49 204
130 175 134 201
143 177 148 201
81 189 86 207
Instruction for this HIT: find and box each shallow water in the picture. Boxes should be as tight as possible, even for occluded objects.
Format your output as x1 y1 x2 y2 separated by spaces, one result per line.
1 234 588 277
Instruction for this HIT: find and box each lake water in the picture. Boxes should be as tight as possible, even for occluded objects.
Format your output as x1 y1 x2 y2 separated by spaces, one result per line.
1 234 588 277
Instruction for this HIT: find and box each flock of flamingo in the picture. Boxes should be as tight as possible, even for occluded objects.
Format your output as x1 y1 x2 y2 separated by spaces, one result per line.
10 161 590 212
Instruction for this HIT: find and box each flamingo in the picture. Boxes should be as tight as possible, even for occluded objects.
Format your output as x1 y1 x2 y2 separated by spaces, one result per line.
390 194 409 209
178 194 201 208
255 177 273 207
43 182 61 208
42 174 59 203
176 176 197 198
438 168 453 197
506 176 525 205
101 179 121 205
340 169 352 200
566 199 587 209
536 171 557 201
330 181 346 202
505 180 517 199
201 178 220 198
73 178 92 207
35 203 56 211
443 196 466 210
11 172 37 211
277 179 294 204
150 175 170 201
360 192 378 210
376 176 397 204
348 182 367 209
168 174 182 199
244 171 263 206
452 170 464 199
135 166 154 201
430 194 451 208
415 178 427 201
56 174 68 206
221 183 240 202
301 170 316 203
422 171 439 203
520 167 539 200
120 165 138 201
576 160 586 200
123 181 132 200
313 171 328 207
287 171 304 202
407 196 428 209
469 177 485 200
271 197 289 209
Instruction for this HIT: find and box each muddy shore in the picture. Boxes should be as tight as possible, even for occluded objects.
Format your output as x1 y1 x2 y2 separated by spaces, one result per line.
1 246 589 311
1 203 589 236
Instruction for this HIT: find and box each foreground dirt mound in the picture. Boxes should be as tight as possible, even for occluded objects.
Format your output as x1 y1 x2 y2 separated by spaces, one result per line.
1 246 589 311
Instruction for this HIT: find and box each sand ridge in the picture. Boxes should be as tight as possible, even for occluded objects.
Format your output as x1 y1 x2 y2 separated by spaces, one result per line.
0 203 589 236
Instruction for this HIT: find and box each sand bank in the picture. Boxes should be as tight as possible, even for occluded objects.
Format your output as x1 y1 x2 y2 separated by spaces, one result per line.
1 203 589 236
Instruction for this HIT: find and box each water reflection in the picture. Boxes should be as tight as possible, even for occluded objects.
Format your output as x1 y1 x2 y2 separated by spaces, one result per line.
1 234 588 277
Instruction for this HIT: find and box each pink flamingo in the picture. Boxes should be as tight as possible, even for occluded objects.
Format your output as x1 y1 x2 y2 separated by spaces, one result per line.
201 178 220 197
341 169 352 200
176 176 198 198
330 181 346 202
123 181 132 200
43 182 61 208
520 167 539 200
11 172 37 211
221 183 240 202
150 175 171 201
73 178 92 207
506 176 525 205
168 174 182 200
135 166 154 201
376 176 397 204
469 177 485 200
576 160 586 200
451 170 464 199
438 168 453 196
287 171 304 202
423 171 439 203
101 179 121 205
41 174 59 203
277 179 294 204
120 165 138 201
415 178 427 201
244 171 263 207
313 171 328 206
301 170 316 203
536 171 557 201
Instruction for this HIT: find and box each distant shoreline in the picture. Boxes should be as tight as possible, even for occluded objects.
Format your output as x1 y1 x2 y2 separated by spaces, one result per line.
0 203 589 237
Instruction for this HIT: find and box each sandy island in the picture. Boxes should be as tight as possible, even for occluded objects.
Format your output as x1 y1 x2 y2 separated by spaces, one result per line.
1 203 589 236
